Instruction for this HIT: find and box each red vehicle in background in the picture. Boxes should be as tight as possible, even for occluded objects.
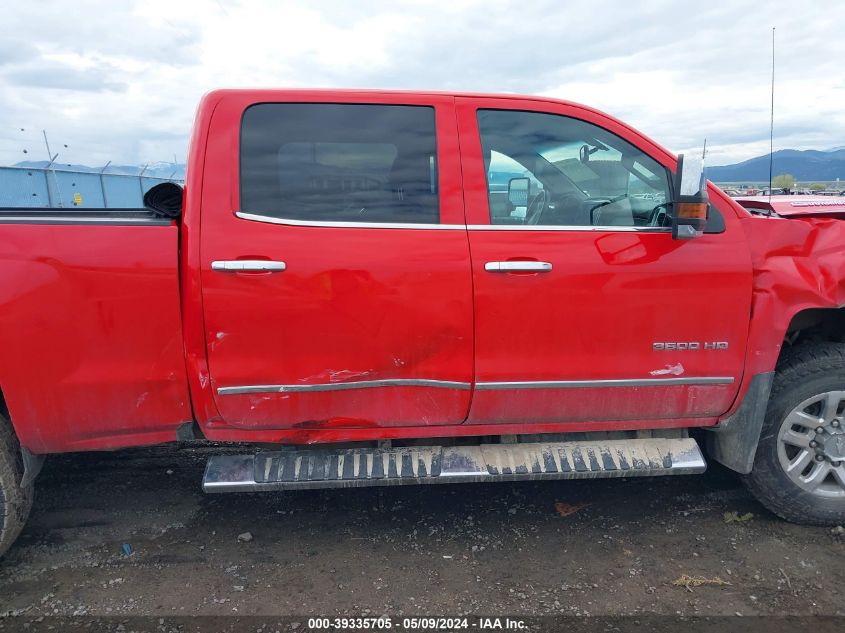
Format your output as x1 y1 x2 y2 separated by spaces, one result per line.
2 89 845 557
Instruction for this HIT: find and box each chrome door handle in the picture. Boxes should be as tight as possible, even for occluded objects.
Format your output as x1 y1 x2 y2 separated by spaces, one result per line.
485 261 552 272
211 260 287 272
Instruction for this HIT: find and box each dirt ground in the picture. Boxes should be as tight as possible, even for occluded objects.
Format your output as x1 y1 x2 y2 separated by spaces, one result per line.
1 443 843 618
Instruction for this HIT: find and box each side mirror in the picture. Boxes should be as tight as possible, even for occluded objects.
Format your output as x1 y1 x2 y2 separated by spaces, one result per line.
507 177 530 207
671 153 708 240
143 182 183 218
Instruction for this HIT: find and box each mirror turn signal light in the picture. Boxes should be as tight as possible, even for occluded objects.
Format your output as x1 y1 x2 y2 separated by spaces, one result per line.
675 201 708 221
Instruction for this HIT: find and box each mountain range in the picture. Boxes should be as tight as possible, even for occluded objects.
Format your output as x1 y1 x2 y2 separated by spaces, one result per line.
707 148 845 182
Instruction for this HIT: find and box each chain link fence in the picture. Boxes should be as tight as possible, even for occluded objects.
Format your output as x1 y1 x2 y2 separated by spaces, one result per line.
0 165 184 208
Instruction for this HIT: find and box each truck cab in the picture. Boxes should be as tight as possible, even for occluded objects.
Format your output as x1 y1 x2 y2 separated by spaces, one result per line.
191 90 749 435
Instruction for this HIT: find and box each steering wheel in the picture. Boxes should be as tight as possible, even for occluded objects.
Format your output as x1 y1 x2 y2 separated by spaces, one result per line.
525 189 548 225
647 202 670 227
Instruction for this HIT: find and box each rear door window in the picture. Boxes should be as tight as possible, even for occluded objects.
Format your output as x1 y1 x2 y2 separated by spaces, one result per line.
240 103 439 224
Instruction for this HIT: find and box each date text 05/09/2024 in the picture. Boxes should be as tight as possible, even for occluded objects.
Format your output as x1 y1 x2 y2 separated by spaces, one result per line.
305 616 527 630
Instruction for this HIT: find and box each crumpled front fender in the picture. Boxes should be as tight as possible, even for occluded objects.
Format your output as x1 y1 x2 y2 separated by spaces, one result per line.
708 214 845 473
743 215 845 376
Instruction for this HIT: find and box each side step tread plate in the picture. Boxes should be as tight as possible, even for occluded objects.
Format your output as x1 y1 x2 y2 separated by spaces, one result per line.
203 438 706 492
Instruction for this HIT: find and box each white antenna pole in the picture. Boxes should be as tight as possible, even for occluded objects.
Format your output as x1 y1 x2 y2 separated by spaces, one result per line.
43 130 63 208
42 130 53 162
138 163 149 200
99 160 112 208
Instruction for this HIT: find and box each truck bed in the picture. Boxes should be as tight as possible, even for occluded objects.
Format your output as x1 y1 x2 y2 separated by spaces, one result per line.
0 208 192 453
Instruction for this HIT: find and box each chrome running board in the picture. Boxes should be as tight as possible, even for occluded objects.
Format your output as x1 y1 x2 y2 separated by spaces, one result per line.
202 438 706 492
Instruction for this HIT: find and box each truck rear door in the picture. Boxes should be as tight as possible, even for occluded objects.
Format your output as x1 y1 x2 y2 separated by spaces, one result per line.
199 93 472 430
456 96 753 425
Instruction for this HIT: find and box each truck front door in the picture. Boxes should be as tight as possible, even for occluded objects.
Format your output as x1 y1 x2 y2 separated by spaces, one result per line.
456 97 753 425
199 94 473 430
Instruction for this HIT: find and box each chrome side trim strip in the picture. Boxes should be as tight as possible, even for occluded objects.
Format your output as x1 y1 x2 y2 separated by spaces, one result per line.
236 211 464 230
466 225 671 232
0 216 172 226
217 376 734 396
217 378 472 395
235 211 672 233
475 377 735 390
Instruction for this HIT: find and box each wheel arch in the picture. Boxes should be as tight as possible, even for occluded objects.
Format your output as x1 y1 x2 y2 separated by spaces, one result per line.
707 306 845 474
0 384 44 487
781 306 845 354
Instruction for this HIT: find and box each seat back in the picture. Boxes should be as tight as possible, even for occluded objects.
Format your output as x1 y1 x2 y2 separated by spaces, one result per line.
593 197 634 226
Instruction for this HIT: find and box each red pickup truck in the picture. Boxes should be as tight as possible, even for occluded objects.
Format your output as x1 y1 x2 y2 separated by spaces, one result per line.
2 89 845 556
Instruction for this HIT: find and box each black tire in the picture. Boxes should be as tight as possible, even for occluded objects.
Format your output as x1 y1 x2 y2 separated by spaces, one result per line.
0 412 33 558
743 343 845 525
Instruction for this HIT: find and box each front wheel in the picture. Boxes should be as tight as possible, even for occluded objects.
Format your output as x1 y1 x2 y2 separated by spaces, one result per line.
744 343 845 525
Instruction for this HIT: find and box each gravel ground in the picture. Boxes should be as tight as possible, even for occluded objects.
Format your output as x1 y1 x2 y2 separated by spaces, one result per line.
0 443 843 618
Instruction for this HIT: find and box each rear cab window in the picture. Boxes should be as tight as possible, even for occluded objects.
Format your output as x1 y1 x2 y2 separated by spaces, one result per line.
240 103 440 224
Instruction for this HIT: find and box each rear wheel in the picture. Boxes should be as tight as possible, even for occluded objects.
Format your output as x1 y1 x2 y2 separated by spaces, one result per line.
744 343 845 525
0 413 33 557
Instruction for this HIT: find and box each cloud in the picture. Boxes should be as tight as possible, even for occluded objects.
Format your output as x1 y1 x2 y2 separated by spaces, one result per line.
3 65 129 92
0 0 842 166
0 40 38 67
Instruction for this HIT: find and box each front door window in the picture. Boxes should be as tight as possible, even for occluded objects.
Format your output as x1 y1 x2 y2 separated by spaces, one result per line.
478 109 671 228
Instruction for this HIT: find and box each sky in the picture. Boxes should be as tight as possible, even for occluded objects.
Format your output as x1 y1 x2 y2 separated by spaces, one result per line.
1 0 843 168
